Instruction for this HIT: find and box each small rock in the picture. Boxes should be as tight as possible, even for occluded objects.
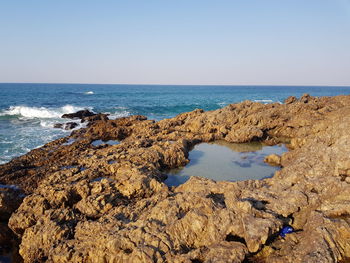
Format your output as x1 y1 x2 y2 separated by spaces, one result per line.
300 93 311 103
63 122 78 130
53 123 63 129
54 122 79 130
264 154 281 166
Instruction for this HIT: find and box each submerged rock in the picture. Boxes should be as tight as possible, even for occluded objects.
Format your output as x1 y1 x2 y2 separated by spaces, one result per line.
1 94 350 262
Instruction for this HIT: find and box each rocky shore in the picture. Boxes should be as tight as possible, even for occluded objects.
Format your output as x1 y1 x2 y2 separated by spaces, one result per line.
1 94 350 262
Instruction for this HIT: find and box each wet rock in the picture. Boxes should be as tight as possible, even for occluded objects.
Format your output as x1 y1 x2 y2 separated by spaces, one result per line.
53 123 63 129
64 122 78 130
54 122 78 130
81 113 109 123
61 109 95 119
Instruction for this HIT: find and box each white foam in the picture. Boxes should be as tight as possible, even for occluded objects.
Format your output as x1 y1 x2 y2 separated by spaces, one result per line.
84 91 94 95
114 106 128 110
217 102 228 107
40 120 55 128
0 105 88 119
253 99 274 103
108 110 130 120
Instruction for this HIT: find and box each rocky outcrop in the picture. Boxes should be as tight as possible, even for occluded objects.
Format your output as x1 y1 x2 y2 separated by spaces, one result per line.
61 109 95 119
81 113 109 123
1 94 350 262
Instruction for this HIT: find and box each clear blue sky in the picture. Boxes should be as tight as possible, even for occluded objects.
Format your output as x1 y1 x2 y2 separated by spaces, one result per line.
0 0 349 85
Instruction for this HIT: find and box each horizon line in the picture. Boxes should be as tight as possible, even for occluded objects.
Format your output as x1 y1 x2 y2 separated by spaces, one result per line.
1 82 350 87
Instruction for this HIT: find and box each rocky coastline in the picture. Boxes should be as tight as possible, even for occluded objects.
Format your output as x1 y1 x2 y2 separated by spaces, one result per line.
1 94 350 262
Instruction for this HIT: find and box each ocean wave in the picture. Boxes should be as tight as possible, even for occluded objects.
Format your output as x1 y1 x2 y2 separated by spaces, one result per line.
217 102 228 107
114 106 128 110
108 110 131 120
253 99 274 103
84 91 94 95
40 120 85 130
0 105 88 119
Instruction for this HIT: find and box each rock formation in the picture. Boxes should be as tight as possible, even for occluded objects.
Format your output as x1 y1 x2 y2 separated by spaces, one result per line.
1 94 350 262
61 109 96 119
53 122 79 130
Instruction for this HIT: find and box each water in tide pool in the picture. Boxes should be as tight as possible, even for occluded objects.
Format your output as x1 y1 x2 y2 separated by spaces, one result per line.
165 141 287 186
0 83 349 164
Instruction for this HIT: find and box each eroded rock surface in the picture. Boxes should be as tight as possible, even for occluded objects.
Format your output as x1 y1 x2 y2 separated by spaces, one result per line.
1 94 350 262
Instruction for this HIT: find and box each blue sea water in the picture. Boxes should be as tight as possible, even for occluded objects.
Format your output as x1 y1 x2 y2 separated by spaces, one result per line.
0 83 349 164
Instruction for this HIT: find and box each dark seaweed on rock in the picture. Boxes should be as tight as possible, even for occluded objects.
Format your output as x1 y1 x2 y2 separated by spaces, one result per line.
0 94 350 262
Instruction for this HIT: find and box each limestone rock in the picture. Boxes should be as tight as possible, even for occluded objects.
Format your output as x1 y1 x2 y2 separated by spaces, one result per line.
0 94 350 262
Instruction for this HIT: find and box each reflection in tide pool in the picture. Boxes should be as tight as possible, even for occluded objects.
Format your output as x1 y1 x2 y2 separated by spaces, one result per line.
165 140 287 187
91 140 120 146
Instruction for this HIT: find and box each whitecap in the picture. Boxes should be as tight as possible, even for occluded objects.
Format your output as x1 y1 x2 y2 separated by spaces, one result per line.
40 120 55 128
61 105 88 114
253 99 274 103
108 110 131 120
84 91 94 95
0 105 90 119
217 102 228 107
0 106 61 118
0 140 13 144
113 106 128 110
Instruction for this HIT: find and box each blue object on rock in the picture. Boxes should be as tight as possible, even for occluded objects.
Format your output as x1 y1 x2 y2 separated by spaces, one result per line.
280 226 294 238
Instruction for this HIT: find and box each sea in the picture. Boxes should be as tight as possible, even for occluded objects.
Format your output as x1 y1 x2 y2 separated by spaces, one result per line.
0 83 349 164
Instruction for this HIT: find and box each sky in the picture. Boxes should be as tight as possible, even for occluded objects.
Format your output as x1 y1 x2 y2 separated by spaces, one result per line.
0 0 349 85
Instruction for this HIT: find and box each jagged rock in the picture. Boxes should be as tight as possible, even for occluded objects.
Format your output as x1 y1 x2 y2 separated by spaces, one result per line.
300 93 311 103
1 94 350 262
54 122 79 130
61 109 95 119
284 96 297 104
53 123 63 129
64 122 78 130
81 113 109 123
